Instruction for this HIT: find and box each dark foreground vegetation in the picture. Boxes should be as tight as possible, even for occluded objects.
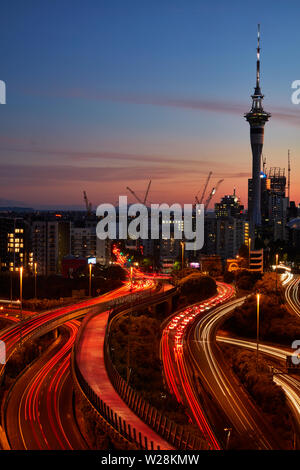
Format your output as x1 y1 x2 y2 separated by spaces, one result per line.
0 264 126 301
177 272 217 307
222 270 299 344
76 394 137 450
224 293 300 345
220 345 294 449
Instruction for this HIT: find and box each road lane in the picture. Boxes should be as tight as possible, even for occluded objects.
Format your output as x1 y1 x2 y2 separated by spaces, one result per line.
5 321 87 450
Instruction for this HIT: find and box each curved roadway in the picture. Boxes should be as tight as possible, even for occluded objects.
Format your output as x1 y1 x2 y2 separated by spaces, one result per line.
4 320 87 450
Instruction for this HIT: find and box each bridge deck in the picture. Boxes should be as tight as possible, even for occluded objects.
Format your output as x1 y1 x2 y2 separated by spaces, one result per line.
76 311 172 450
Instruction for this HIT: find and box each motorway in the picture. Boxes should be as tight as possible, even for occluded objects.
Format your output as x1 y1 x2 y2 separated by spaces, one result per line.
4 252 297 451
190 299 282 449
4 320 87 450
0 280 153 375
1 248 156 450
161 283 234 450
161 268 299 450
75 309 173 450
286 277 300 317
217 335 300 446
162 285 284 449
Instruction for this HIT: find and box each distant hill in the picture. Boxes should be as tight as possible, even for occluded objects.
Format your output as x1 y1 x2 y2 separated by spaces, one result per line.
0 206 35 213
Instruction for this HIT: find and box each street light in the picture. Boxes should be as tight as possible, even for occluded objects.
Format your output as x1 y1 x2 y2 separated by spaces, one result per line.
224 427 232 450
256 293 260 372
130 266 133 290
88 263 92 297
248 237 251 268
34 262 37 298
275 254 279 292
19 267 23 312
180 241 185 270
20 267 23 345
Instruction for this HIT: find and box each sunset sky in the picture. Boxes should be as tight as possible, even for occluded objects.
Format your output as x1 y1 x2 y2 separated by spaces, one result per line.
0 0 299 209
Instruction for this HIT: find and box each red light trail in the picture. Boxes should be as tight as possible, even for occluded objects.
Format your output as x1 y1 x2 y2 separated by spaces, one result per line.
161 282 235 450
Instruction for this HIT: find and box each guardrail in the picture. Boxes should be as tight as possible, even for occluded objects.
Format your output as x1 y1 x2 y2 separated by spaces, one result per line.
0 303 103 386
0 285 161 385
71 348 150 449
0 285 162 450
104 293 211 451
72 284 182 449
71 282 212 450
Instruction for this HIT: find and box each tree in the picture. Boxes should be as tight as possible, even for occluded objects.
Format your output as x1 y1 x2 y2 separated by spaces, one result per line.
254 272 282 296
178 273 217 303
238 243 249 259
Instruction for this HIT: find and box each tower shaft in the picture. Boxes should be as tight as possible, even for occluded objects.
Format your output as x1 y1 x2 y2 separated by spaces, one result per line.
245 25 271 232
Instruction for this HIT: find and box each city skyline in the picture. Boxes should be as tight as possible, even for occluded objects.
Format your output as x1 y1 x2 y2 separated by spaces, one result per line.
0 0 299 209
0 3 300 456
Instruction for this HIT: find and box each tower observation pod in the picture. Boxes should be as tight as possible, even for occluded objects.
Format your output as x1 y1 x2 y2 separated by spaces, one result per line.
245 24 271 231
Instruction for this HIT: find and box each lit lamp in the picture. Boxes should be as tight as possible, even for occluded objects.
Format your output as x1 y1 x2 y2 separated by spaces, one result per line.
248 237 251 268
19 267 23 314
256 293 260 371
180 241 185 269
275 254 279 292
20 266 23 345
34 262 37 298
130 266 133 289
89 263 92 297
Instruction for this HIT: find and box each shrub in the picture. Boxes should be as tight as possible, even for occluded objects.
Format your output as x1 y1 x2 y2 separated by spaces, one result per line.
178 273 217 304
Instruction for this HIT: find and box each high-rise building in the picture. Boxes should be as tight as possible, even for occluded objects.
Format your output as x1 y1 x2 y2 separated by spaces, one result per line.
0 217 31 271
245 25 271 234
287 218 300 255
215 218 249 261
32 220 70 275
215 190 244 219
287 201 299 220
71 222 97 258
261 167 289 240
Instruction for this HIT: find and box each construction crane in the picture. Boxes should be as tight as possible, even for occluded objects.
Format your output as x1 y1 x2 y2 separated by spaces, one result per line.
126 180 152 205
195 171 212 205
204 179 224 211
83 191 92 216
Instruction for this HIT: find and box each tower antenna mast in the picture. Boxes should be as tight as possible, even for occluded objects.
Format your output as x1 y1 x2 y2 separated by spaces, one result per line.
256 24 261 91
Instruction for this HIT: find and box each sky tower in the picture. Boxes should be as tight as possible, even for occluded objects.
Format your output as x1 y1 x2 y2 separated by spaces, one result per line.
245 25 271 232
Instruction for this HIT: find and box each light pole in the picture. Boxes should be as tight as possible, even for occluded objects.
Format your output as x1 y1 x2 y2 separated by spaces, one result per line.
10 269 12 304
130 266 133 291
20 267 23 345
224 427 232 450
275 253 279 292
34 262 37 298
20 267 23 313
180 241 185 270
88 263 92 297
248 237 251 268
256 293 260 372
